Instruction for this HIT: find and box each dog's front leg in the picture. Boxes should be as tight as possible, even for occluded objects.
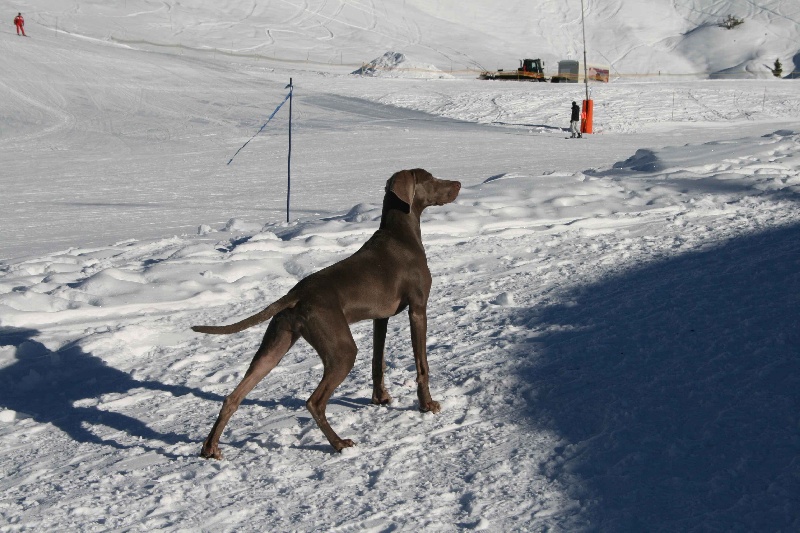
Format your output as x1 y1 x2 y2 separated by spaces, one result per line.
371 318 393 405
409 306 440 413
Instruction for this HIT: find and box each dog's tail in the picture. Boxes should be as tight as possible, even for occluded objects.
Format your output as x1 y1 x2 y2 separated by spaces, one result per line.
191 294 299 335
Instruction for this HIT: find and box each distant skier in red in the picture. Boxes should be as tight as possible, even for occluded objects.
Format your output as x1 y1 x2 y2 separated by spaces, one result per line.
14 12 25 36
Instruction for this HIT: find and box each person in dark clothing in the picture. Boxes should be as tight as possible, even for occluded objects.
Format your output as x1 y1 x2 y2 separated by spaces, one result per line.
14 12 25 36
570 101 582 138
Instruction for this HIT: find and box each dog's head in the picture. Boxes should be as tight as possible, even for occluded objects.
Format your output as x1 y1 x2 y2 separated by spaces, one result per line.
385 169 461 213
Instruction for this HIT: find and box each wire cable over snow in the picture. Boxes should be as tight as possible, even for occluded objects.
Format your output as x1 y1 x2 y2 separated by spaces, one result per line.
227 91 292 165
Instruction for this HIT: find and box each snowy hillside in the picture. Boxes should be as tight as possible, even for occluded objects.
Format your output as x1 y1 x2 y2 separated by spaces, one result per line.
1 0 800 531
3 0 799 77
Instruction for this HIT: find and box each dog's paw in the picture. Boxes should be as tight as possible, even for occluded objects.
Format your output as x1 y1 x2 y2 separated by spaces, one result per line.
333 439 356 452
371 391 393 405
200 445 224 460
419 400 441 414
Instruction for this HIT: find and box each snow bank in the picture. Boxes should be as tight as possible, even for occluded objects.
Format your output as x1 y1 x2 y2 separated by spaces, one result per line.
352 51 455 79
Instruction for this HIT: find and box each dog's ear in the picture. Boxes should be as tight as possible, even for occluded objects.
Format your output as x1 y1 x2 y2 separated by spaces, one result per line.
386 170 416 210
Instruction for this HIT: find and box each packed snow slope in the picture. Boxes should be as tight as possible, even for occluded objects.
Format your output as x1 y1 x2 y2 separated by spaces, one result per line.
1 129 799 531
1 1 800 532
3 0 800 77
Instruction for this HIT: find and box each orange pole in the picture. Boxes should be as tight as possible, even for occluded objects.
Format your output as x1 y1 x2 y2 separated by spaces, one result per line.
581 99 593 134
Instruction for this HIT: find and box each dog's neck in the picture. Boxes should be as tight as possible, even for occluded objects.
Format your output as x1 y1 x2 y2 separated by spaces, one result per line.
380 197 423 245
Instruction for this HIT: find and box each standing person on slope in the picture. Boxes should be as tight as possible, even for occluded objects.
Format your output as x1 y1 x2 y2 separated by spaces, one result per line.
570 101 582 138
14 12 25 36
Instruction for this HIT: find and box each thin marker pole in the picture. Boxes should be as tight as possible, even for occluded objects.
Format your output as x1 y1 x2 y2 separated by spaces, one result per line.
581 0 589 103
286 78 293 223
672 90 675 120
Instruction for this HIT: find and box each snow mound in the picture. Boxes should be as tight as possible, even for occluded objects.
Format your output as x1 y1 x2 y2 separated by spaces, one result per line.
352 51 454 79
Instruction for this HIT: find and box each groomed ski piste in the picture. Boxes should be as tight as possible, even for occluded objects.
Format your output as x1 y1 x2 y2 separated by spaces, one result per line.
1 1 799 531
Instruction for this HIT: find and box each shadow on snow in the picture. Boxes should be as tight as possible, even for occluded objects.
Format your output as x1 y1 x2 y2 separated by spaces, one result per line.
0 327 231 457
509 223 800 530
0 327 375 457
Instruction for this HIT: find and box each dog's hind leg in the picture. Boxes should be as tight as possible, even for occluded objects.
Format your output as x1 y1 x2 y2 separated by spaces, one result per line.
303 310 358 452
200 317 298 460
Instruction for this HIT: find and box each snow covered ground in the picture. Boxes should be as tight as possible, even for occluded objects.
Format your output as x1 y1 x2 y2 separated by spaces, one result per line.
1 1 800 531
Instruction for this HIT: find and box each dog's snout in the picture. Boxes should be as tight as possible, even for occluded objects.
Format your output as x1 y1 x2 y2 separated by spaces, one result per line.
438 180 461 205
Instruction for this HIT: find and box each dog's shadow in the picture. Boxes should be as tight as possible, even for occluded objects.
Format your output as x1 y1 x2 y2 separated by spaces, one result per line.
0 327 229 457
223 396 409 455
0 325 425 457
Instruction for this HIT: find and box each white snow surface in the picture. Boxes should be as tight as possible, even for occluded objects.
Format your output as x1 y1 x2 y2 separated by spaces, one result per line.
1 1 800 531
